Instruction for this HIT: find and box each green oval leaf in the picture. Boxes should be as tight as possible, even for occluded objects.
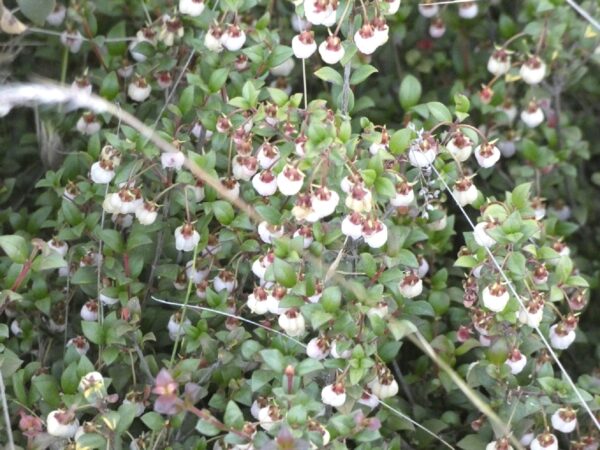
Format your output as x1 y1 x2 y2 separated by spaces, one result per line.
314 67 343 86
398 74 422 110
0 235 29 264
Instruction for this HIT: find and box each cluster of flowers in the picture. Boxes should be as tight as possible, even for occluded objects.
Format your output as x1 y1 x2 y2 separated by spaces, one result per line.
487 413 581 450
485 49 549 129
290 0 401 63
418 0 480 39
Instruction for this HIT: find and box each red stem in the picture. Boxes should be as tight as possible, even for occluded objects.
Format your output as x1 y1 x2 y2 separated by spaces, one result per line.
10 247 40 291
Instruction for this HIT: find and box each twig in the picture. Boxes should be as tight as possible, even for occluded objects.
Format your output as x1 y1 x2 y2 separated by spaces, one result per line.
420 0 479 4
169 244 200 368
147 48 196 138
341 19 354 116
152 296 307 348
97 183 109 325
302 58 308 111
132 341 155 384
392 361 415 406
143 192 171 305
372 392 455 450
565 0 600 32
0 373 15 450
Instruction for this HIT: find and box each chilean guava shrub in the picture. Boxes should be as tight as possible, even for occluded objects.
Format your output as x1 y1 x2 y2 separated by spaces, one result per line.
1 0 600 449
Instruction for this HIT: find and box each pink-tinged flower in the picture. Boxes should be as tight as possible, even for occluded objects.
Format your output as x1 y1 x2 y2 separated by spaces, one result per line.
458 1 478 19
319 35 345 65
354 24 379 55
18 410 43 438
221 24 246 51
520 56 546 85
390 180 415 207
358 388 380 409
161 150 185 171
179 0 205 17
292 31 317 59
485 438 514 450
418 3 439 17
533 264 549 285
446 131 473 162
306 336 330 360
474 142 501 168
457 325 471 343
46 409 79 438
60 30 83 53
152 369 181 415
354 410 382 431
46 4 66 26
252 170 278 196
321 383 346 407
505 348 527 375
430 18 446 39
551 407 577 433
530 432 558 450
342 212 364 240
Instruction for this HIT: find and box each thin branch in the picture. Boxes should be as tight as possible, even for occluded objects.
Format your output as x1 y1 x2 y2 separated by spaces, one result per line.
302 58 308 111
392 361 415 406
373 393 455 450
132 340 155 384
0 373 15 450
565 0 600 32
420 0 480 5
152 296 307 348
341 18 354 116
148 48 196 136
143 192 171 305
169 244 201 368
97 183 109 325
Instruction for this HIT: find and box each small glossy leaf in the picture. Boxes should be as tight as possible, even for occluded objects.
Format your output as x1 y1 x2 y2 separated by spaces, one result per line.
273 257 297 288
398 74 422 110
17 0 55 25
314 67 343 85
350 64 378 85
0 235 29 263
427 102 453 123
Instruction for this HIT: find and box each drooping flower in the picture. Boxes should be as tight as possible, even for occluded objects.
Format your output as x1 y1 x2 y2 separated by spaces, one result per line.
46 409 79 438
174 222 200 252
152 369 180 415
321 383 347 407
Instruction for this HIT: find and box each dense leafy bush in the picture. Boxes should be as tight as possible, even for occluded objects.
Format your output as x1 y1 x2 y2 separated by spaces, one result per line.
2 0 600 449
